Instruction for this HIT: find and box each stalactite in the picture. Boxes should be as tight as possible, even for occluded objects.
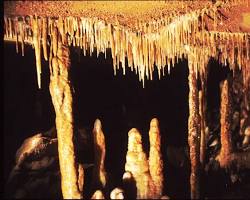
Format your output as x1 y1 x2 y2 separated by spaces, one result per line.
92 119 107 189
18 18 25 56
4 17 8 37
188 60 200 199
216 79 233 168
32 16 42 89
51 21 58 57
58 16 66 45
15 18 19 54
48 17 52 37
125 128 156 199
75 18 80 47
48 34 53 78
8 17 13 38
49 35 82 199
42 17 48 61
148 118 164 198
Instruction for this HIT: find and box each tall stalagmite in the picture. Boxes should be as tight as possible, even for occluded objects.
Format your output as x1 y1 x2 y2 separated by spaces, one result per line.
148 118 164 198
188 62 201 199
125 128 156 199
92 119 107 189
217 79 233 168
49 33 82 198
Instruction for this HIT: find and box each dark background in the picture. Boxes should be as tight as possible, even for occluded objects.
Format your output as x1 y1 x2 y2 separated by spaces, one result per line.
3 42 229 198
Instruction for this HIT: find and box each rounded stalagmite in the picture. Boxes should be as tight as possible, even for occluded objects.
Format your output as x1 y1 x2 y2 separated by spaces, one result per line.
125 128 156 199
122 171 137 199
91 190 105 199
110 188 124 199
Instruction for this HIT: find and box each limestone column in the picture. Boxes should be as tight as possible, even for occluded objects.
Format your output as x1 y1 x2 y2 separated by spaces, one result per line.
49 26 82 198
188 62 201 199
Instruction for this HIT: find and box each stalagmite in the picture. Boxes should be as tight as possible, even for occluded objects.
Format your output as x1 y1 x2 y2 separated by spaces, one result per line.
49 35 82 199
148 118 164 198
161 195 170 199
188 61 200 199
125 128 156 199
92 119 107 189
110 188 124 199
122 171 137 199
242 127 250 147
91 190 105 199
216 79 233 168
15 18 19 54
78 164 85 194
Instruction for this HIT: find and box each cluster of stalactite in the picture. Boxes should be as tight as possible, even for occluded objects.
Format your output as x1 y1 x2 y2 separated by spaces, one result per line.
3 1 250 88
